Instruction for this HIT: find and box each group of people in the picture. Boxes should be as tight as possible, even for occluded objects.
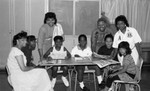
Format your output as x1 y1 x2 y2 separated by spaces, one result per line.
6 12 142 91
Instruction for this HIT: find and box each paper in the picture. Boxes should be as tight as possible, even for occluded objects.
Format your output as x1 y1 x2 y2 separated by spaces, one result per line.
49 51 67 59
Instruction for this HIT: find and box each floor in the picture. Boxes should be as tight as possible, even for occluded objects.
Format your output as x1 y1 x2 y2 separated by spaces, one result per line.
0 65 150 91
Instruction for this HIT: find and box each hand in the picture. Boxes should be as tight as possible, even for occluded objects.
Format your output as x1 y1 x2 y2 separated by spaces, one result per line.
109 73 117 78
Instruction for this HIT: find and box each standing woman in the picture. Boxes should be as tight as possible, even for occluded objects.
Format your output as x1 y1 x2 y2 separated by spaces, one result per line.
38 12 64 61
112 15 142 65
7 31 53 91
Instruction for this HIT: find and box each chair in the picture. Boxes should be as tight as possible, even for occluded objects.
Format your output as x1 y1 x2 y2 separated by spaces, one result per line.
74 66 97 91
112 58 143 91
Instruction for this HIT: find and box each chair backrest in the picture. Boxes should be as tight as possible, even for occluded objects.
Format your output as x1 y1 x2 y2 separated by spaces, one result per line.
135 58 143 82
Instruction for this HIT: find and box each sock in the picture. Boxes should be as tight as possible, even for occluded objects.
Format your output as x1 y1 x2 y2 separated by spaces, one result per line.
61 76 69 87
97 75 103 84
79 82 85 89
51 78 56 88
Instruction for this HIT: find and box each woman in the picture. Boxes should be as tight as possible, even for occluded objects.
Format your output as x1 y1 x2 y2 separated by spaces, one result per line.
104 41 136 91
112 15 142 65
38 12 64 61
7 31 53 91
91 16 113 53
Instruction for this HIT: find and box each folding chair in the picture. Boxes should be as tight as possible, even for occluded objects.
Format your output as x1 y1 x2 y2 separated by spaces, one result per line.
112 58 143 91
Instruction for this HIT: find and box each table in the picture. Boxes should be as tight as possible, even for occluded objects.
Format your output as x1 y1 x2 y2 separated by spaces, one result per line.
39 57 119 68
39 57 119 91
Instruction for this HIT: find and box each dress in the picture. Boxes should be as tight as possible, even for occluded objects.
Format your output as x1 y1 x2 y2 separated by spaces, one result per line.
113 27 142 65
38 23 63 54
7 47 53 91
91 27 113 53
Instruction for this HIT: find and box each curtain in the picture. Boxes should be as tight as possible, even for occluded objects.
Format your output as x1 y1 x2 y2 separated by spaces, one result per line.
101 0 150 42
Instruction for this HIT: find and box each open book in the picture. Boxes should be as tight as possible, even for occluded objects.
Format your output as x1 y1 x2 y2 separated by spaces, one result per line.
93 59 119 68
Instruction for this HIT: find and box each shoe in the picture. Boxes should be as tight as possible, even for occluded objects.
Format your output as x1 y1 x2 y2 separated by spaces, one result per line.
61 76 69 87
82 86 90 91
99 82 105 89
51 78 56 88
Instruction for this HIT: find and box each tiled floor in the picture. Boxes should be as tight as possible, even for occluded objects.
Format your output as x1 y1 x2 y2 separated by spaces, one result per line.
0 65 150 91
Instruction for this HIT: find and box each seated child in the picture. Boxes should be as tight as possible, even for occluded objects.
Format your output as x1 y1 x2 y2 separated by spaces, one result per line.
93 34 115 89
43 35 71 88
71 34 102 91
21 35 36 67
104 41 136 91
93 34 114 59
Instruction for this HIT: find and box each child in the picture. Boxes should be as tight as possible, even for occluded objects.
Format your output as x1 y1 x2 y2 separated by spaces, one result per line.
93 34 115 89
21 35 36 67
94 34 114 59
43 35 71 88
71 34 103 91
104 41 136 91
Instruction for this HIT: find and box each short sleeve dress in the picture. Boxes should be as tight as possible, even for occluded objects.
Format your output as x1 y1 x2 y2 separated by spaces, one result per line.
7 47 53 91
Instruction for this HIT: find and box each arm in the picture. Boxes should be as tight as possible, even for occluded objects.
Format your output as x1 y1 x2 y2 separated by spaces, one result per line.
38 27 45 61
43 47 53 59
91 30 96 52
135 43 142 58
64 47 71 59
15 55 34 71
109 64 127 77
109 48 118 59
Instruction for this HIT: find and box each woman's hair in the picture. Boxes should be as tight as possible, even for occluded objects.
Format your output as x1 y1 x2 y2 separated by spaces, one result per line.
12 31 27 46
27 35 36 42
118 41 131 55
44 12 57 24
78 34 87 42
104 34 114 41
115 15 129 30
97 17 108 25
54 36 63 42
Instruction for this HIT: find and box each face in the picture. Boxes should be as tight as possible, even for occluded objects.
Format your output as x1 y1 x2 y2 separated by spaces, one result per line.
29 40 36 50
18 38 27 47
55 39 63 48
117 21 126 31
97 21 106 32
119 48 126 56
46 18 55 27
105 37 113 48
79 37 87 48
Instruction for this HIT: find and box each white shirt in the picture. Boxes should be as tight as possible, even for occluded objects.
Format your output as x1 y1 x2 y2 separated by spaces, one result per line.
113 27 142 49
71 45 92 57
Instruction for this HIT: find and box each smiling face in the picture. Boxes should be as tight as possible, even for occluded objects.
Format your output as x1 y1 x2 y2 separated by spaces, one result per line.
46 18 55 27
55 39 63 48
117 21 126 31
97 21 106 32
18 38 27 48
